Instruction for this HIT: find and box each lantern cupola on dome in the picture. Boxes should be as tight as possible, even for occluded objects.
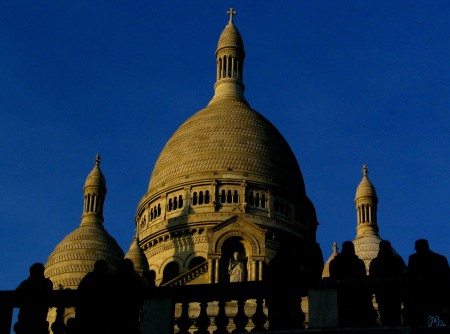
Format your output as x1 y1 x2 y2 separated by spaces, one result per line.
210 7 247 104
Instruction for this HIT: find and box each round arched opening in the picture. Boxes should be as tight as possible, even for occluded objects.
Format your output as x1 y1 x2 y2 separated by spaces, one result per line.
162 261 179 284
220 236 247 283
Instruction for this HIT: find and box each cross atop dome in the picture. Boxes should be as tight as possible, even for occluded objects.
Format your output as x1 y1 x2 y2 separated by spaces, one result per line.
362 164 368 177
227 7 236 23
95 153 101 167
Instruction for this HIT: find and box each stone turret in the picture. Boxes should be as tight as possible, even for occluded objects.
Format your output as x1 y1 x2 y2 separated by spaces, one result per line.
45 155 124 290
353 165 382 272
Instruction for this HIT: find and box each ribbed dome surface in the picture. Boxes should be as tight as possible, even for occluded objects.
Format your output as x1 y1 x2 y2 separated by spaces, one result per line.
125 237 149 274
353 235 382 272
84 164 106 189
217 22 244 50
355 176 377 200
148 99 306 195
322 242 339 278
45 224 124 289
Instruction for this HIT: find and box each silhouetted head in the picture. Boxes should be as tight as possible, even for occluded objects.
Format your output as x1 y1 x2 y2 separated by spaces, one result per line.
93 259 108 274
414 239 430 254
29 263 45 278
341 241 355 256
118 258 135 274
378 240 393 256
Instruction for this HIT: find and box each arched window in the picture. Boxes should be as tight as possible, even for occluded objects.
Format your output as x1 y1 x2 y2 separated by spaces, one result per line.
255 193 260 207
189 256 207 270
162 262 180 284
205 190 210 204
248 192 254 206
150 208 154 220
233 190 239 203
261 194 266 208
168 198 173 211
227 190 232 203
193 192 198 206
199 191 204 205
157 204 161 216
221 190 226 203
174 196 178 210
223 56 227 78
179 195 183 208
275 199 280 212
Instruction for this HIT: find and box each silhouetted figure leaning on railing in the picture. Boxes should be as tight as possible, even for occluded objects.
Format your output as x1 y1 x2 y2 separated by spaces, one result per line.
369 240 406 326
110 259 144 334
14 262 53 334
403 239 450 327
76 259 113 334
329 241 376 327
266 244 306 331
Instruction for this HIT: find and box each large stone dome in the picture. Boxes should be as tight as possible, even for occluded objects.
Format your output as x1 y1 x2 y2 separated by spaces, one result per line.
136 11 322 286
147 99 306 198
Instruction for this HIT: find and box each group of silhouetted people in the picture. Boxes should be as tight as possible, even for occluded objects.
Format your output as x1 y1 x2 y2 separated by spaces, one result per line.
14 238 449 333
14 259 146 334
14 263 53 334
76 258 145 334
329 239 449 328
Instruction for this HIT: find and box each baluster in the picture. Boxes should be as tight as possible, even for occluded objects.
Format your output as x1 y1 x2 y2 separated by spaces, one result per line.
233 299 248 333
251 298 267 332
177 301 192 334
194 301 210 334
213 300 229 334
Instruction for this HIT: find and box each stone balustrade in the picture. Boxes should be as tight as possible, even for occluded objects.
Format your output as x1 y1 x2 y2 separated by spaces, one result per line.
1 278 449 334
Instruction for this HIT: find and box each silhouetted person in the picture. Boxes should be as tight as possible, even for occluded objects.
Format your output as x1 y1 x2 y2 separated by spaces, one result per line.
110 259 144 334
143 270 156 290
404 239 450 326
369 240 406 326
14 263 53 334
266 244 306 330
329 241 376 327
76 260 113 334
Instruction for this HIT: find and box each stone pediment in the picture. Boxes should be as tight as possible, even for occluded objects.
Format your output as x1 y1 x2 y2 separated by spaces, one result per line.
208 215 267 255
210 215 266 234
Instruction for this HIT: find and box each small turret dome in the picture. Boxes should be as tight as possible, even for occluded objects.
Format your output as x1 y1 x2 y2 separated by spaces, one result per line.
217 21 244 51
125 236 149 275
322 242 339 278
355 165 377 201
84 154 106 189
45 156 124 289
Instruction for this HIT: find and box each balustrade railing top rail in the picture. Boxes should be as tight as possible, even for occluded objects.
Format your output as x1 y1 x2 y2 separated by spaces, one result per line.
1 278 449 334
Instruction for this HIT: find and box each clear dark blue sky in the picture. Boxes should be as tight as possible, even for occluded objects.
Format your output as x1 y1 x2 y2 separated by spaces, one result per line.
1 1 449 290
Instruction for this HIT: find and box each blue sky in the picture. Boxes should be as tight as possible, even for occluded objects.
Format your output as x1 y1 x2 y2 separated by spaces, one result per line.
1 1 449 290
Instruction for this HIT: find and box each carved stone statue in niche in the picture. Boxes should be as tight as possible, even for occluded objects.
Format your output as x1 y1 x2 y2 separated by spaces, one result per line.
228 252 245 282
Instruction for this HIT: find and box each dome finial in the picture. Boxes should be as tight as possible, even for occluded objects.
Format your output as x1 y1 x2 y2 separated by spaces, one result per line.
362 164 368 177
227 7 236 23
95 154 101 167
332 241 339 255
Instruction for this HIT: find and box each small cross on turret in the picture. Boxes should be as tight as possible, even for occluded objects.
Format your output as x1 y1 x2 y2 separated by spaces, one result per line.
95 153 101 167
362 164 368 177
227 7 236 23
